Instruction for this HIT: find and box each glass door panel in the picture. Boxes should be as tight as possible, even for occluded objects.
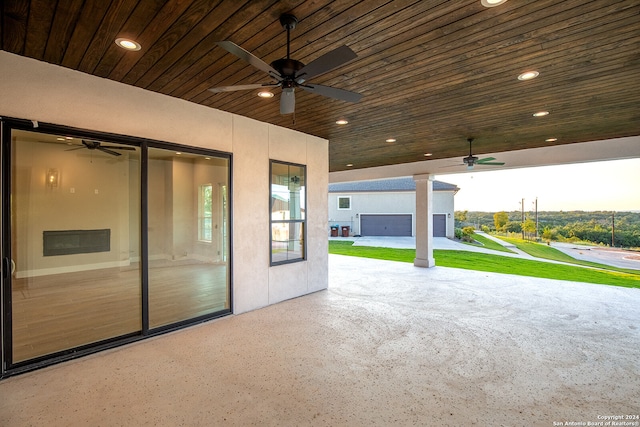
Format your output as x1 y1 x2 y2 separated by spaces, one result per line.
10 130 141 363
147 148 230 329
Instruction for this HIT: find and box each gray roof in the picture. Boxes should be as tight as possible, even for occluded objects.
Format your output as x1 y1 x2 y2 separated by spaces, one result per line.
328 177 459 193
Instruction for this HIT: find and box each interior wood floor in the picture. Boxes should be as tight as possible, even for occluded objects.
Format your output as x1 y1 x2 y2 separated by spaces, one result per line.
11 261 229 363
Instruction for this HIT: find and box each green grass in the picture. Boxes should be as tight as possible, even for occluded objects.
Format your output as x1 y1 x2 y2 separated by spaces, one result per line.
494 236 640 275
328 241 640 289
463 233 515 253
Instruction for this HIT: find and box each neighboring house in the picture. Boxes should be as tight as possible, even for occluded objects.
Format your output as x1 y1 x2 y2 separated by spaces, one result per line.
328 177 459 238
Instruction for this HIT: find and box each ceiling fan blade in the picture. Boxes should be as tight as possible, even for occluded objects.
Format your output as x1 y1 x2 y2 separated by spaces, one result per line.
477 157 496 163
478 162 505 166
280 88 295 115
101 145 136 151
65 146 86 151
295 45 357 83
301 84 362 103
217 41 281 79
97 147 122 156
209 83 279 93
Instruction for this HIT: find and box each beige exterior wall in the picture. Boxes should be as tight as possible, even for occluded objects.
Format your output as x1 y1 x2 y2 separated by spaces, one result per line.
328 190 456 237
0 51 328 314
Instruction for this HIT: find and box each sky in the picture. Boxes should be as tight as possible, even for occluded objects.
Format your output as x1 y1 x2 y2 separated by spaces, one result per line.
436 158 640 212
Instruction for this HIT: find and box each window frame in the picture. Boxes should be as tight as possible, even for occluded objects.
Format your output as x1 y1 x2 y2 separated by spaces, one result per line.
337 196 351 210
198 183 213 242
269 160 307 266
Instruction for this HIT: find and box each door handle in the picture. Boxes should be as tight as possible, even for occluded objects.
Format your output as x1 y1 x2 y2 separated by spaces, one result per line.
2 257 14 279
2 257 9 279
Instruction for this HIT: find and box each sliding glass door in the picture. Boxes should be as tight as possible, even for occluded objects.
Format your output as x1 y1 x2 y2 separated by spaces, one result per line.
8 129 142 363
147 148 230 329
1 123 231 372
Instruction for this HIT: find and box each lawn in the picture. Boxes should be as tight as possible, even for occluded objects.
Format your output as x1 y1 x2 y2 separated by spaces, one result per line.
328 241 640 289
462 233 515 253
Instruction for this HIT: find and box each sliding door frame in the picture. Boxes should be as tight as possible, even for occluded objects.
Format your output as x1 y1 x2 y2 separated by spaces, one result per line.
0 117 232 378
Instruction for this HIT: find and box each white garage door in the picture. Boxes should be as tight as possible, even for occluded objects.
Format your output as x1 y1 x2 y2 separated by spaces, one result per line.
361 214 412 236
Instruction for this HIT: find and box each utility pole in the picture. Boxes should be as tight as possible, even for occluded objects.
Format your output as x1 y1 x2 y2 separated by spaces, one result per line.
520 198 525 239
535 197 538 241
611 211 615 247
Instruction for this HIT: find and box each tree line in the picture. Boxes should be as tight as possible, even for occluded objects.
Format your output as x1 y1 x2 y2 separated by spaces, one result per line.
455 210 640 248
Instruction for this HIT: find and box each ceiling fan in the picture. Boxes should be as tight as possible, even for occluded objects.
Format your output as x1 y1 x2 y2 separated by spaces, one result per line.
461 138 505 170
209 13 362 115
66 140 136 156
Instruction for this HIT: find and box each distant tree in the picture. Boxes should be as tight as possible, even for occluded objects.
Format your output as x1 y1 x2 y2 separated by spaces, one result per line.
493 211 509 231
541 226 557 242
505 221 522 233
454 210 468 222
523 218 537 240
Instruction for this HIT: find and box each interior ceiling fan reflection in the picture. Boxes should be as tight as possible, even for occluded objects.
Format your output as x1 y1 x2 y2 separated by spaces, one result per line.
208 13 362 115
65 140 135 157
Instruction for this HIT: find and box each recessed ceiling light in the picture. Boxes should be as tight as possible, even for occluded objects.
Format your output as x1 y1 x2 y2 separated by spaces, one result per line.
386 138 396 143
346 163 353 167
481 0 508 7
176 152 182 155
205 157 211 160
115 38 141 51
518 71 539 81
65 136 73 140
336 119 349 125
57 137 65 141
533 111 549 117
545 138 558 142
424 153 433 157
258 91 274 98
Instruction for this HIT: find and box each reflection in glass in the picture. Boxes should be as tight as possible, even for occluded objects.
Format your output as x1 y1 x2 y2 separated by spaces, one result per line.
10 130 141 363
147 149 230 329
271 161 306 264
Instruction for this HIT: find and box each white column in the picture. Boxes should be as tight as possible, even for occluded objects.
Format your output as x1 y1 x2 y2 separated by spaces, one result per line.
414 174 435 268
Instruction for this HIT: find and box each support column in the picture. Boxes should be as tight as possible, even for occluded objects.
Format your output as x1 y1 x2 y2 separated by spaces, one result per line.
414 173 435 268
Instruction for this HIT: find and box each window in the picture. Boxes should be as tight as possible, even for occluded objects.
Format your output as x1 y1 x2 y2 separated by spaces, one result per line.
270 161 306 265
198 184 213 242
338 196 351 210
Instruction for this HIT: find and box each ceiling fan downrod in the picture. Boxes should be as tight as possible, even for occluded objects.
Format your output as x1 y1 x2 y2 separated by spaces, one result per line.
280 14 298 60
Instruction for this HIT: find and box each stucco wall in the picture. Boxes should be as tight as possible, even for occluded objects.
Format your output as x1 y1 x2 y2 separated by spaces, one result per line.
0 51 328 315
328 190 455 237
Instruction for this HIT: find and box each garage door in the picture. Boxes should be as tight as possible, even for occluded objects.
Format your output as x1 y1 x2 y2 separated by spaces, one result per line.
361 214 412 236
433 214 446 237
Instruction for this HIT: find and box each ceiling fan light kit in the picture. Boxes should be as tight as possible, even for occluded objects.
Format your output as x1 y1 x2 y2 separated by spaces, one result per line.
209 13 362 115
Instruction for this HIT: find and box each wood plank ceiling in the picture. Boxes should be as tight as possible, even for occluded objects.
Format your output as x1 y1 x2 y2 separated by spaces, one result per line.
2 0 639 172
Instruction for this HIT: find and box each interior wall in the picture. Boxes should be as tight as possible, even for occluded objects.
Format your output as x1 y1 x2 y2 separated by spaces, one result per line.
0 51 329 315
12 140 133 277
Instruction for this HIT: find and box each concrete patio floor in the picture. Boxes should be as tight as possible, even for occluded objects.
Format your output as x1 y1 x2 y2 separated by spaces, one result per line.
1 255 639 426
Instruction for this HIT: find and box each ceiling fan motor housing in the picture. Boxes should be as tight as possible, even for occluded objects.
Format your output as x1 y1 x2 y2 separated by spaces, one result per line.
271 58 304 79
463 155 478 165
